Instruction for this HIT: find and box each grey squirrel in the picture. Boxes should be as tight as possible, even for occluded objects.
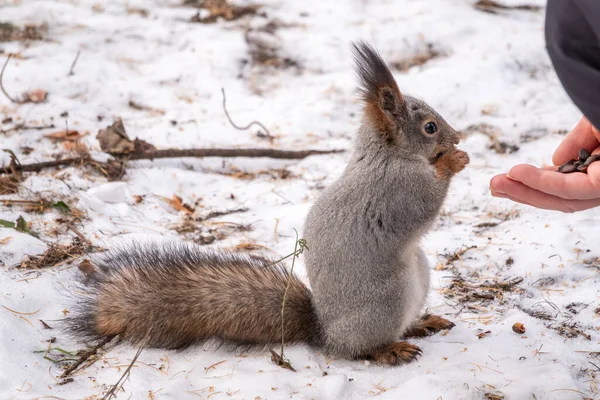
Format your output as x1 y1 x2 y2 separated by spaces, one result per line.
65 41 469 366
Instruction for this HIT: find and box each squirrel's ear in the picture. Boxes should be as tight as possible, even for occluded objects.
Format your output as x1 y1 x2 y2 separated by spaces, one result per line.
351 41 406 141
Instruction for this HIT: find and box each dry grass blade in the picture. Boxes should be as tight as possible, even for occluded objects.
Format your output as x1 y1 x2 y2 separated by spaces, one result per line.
60 335 115 378
19 238 93 269
103 347 143 400
221 88 271 138
0 54 47 104
442 245 477 265
0 175 19 194
68 49 80 76
0 54 17 103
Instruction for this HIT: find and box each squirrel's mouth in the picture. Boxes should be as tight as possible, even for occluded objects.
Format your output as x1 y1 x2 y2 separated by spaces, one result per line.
429 144 456 164
429 147 447 164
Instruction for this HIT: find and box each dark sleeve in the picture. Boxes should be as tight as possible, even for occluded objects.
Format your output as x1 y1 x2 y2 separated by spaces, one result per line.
545 0 600 129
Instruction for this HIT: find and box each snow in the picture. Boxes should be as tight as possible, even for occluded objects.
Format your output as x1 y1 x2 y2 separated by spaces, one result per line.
1 0 599 399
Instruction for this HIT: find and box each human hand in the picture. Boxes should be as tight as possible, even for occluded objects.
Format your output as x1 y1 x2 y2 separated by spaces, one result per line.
489 116 600 213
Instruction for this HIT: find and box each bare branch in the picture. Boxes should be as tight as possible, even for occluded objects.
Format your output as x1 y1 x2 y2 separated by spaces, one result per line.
1 147 343 175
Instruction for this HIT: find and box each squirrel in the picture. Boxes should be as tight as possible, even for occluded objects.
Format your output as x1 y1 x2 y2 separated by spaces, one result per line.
64 41 469 366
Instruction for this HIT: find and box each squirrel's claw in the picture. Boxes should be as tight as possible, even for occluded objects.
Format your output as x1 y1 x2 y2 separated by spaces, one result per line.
370 341 423 365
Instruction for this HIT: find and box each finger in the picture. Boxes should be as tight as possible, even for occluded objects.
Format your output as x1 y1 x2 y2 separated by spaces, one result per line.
552 117 600 166
593 124 600 143
490 177 600 212
507 164 600 200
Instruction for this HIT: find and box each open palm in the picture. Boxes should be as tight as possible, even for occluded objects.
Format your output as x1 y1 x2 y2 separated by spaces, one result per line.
490 117 600 213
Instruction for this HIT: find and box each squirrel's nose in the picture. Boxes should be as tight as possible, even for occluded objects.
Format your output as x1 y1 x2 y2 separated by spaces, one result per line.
453 132 461 145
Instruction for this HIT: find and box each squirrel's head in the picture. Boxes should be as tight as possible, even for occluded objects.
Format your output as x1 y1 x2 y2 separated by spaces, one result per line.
351 41 460 163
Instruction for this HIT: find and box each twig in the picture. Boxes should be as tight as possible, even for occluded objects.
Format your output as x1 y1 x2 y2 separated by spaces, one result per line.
67 223 91 245
197 207 249 221
103 347 143 400
474 0 542 14
68 49 81 76
60 335 115 378
1 123 56 135
443 245 477 265
1 154 91 174
221 88 271 138
1 148 343 175
0 54 18 103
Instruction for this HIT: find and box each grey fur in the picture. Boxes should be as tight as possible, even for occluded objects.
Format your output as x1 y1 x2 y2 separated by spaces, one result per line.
303 41 464 359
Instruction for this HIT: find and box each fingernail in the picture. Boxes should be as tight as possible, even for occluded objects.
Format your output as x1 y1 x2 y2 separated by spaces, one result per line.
505 174 517 181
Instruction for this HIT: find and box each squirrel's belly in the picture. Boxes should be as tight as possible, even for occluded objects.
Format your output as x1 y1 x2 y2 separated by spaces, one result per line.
396 248 430 335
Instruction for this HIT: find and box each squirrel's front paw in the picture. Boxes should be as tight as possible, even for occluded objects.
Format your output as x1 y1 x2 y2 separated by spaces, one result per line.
433 149 470 179
369 342 422 366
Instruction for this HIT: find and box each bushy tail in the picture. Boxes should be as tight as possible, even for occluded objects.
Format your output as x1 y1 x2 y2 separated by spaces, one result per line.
65 241 321 350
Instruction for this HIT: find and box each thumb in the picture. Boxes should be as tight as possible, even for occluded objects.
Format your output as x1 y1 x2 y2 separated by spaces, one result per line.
593 124 600 143
553 117 600 166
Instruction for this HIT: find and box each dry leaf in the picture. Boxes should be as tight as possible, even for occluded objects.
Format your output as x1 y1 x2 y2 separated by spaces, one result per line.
477 330 491 339
0 236 12 245
39 319 53 329
45 130 87 141
96 119 156 154
166 195 194 215
62 141 90 153
270 349 296 372
232 242 270 252
96 119 134 153
127 7 149 17
78 259 96 279
22 89 47 103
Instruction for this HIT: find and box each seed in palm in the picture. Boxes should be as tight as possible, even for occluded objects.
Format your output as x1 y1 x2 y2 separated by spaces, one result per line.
558 150 600 174
579 148 591 162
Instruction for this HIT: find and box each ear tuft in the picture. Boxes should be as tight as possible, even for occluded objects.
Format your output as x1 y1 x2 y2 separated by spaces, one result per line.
381 87 396 113
351 41 406 138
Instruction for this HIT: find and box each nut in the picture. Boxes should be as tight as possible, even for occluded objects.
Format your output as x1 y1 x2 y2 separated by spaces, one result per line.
512 322 526 334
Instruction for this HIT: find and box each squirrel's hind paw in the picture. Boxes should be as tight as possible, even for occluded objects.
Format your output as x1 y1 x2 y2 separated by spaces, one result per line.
368 341 422 365
402 314 456 338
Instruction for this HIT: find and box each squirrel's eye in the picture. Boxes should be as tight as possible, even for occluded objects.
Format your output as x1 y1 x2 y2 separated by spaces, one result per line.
424 122 437 134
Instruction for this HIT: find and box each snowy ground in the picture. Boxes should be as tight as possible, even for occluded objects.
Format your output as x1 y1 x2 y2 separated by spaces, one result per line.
1 0 599 399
